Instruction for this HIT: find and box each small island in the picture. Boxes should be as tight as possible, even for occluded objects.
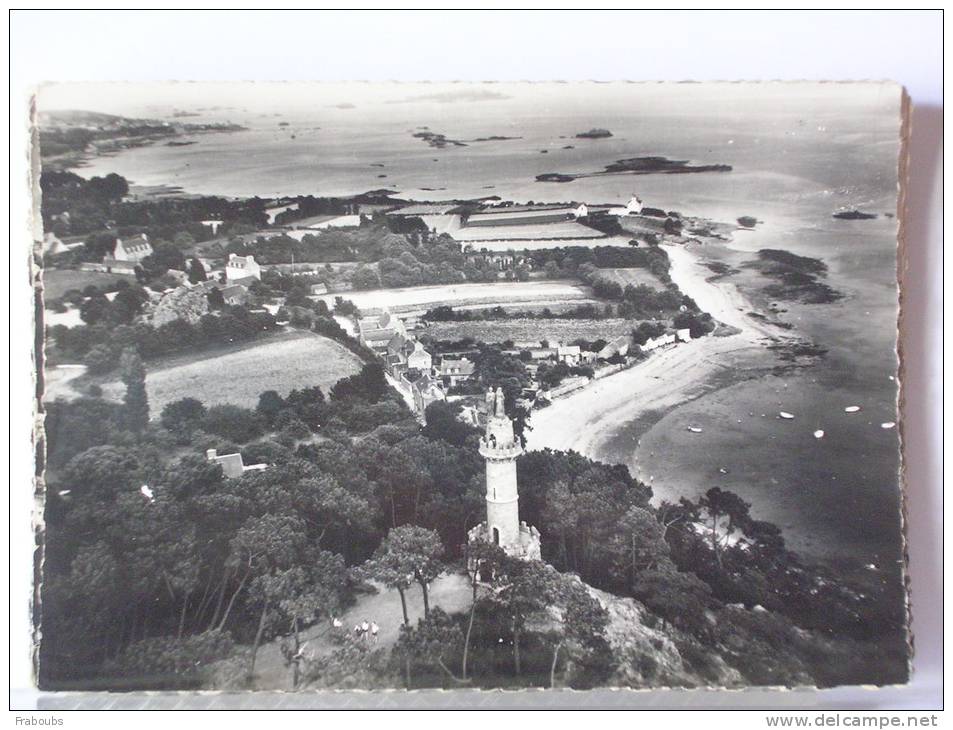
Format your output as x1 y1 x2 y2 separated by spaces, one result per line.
575 127 613 139
537 156 733 183
411 130 467 148
833 209 877 220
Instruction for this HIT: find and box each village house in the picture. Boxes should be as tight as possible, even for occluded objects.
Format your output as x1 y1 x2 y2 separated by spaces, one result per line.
641 332 678 352
438 356 475 388
226 253 262 283
406 340 433 373
598 336 630 360
676 328 692 342
206 449 268 479
411 373 446 415
309 282 329 296
357 309 407 353
219 284 250 306
555 343 582 366
224 254 253 281
112 234 154 263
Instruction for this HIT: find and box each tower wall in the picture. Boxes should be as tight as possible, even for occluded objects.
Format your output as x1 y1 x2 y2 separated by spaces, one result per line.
485 457 520 549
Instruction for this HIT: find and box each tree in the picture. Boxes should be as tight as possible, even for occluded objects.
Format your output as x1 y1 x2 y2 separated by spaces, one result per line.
206 287 225 310
119 347 149 433
422 400 478 447
187 257 208 284
256 390 286 426
80 292 111 325
361 525 443 626
461 538 506 680
494 557 557 675
160 397 207 442
393 608 465 688
203 405 265 444
83 344 119 374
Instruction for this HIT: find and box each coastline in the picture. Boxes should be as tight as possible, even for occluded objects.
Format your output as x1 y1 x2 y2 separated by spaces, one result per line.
524 238 780 468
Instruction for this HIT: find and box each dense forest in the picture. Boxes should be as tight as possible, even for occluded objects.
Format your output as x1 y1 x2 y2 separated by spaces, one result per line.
40 351 908 691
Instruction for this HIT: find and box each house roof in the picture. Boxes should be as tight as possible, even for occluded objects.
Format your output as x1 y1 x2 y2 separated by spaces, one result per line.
220 284 248 299
115 234 152 256
227 254 257 269
438 357 475 375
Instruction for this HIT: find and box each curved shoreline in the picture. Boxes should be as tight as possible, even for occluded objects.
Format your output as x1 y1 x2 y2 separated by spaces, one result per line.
524 240 777 465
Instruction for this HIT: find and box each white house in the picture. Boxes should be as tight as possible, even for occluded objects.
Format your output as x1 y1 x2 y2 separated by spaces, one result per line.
676 328 692 342
608 195 644 217
556 344 582 366
226 253 262 282
112 234 153 263
406 340 433 373
206 449 268 479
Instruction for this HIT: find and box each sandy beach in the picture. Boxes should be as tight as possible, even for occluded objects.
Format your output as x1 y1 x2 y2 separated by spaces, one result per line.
525 240 778 460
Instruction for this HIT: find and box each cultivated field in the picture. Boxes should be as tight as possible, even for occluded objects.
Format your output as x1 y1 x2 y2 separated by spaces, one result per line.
319 280 593 313
596 267 666 288
100 330 363 414
474 234 635 252
424 318 636 343
452 220 603 242
43 269 136 301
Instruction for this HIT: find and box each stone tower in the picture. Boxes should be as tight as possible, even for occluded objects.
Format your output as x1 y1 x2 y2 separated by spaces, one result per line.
468 388 541 560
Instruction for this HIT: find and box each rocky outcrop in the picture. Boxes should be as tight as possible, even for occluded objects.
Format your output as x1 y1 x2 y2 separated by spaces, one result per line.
585 584 744 689
151 285 210 326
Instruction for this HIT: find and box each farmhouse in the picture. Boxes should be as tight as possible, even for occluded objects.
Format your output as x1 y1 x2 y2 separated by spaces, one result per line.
438 357 475 388
112 234 153 263
226 253 262 283
309 282 329 296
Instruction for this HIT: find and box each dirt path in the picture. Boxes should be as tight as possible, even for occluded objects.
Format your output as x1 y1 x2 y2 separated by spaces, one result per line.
252 572 473 690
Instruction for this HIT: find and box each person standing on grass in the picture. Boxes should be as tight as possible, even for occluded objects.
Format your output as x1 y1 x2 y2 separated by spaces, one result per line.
370 621 380 643
361 619 370 641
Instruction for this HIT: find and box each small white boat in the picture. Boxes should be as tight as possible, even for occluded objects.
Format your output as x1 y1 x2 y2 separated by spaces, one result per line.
813 430 825 439
779 411 795 420
844 406 862 413
881 422 896 429
687 426 703 433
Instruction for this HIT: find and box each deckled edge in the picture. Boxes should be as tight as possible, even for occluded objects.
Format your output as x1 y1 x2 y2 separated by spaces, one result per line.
895 87 914 679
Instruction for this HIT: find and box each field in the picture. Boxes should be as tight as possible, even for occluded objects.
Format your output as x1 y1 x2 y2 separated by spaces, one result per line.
474 234 634 252
596 267 665 288
452 220 603 242
423 317 636 344
42 269 136 301
99 330 363 414
319 280 593 313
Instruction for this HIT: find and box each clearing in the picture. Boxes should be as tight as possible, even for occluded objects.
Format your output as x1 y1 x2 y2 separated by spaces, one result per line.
252 572 474 690
596 267 666 289
42 269 136 301
99 329 363 413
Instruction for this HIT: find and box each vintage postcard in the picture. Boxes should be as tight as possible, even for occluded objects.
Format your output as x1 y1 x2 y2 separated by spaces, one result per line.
33 81 909 694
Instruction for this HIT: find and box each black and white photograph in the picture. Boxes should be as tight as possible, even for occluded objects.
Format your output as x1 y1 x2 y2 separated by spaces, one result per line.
32 79 912 694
